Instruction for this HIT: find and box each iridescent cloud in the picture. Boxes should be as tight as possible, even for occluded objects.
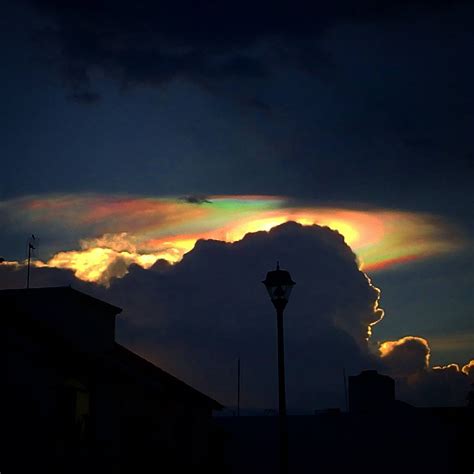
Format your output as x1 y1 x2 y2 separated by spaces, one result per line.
0 194 463 285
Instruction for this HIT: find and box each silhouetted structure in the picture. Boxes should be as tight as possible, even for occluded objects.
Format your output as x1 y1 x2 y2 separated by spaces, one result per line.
216 372 472 474
468 383 474 408
3 287 222 474
348 369 395 413
262 263 296 474
216 405 473 474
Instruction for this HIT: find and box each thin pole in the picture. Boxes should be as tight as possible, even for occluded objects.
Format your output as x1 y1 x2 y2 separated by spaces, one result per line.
26 243 32 289
343 367 348 412
237 357 241 417
276 306 288 474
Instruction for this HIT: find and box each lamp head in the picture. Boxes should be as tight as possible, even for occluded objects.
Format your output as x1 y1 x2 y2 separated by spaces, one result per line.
262 261 295 310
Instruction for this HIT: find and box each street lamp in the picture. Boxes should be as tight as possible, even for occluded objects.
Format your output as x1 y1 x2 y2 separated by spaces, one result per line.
262 261 295 474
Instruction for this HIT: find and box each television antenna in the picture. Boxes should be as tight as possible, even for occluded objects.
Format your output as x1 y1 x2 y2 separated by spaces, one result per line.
26 234 39 289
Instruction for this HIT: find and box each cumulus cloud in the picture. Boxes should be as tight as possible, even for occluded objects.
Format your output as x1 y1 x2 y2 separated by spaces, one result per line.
2 221 472 410
379 336 431 376
406 364 473 407
2 222 383 408
104 222 389 409
461 360 474 376
378 336 473 406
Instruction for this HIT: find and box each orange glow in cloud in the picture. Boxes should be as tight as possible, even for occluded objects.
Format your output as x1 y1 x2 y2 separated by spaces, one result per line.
378 338 474 379
432 363 461 372
461 360 474 376
366 274 384 340
0 194 463 285
379 336 431 369
431 360 474 379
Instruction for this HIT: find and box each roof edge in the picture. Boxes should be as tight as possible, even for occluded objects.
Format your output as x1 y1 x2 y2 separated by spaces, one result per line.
115 343 223 410
0 286 122 315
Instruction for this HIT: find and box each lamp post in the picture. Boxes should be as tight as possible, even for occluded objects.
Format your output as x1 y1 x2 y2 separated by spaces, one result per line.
262 262 295 474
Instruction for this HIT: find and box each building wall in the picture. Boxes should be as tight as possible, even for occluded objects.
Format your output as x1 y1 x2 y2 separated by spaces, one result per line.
4 292 220 474
92 373 215 470
348 370 395 413
5 324 72 471
28 303 116 354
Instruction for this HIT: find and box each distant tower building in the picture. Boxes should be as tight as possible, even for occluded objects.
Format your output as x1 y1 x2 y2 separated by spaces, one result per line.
348 370 395 413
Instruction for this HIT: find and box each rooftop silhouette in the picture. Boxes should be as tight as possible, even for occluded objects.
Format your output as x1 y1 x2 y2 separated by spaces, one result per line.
3 286 222 474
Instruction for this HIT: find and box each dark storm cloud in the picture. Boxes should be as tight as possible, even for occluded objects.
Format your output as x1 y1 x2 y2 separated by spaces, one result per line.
1 223 382 408
28 0 468 101
3 221 472 409
89 222 385 409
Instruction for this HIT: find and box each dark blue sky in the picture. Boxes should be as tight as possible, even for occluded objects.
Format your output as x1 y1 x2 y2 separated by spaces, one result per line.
3 1 473 208
1 0 473 367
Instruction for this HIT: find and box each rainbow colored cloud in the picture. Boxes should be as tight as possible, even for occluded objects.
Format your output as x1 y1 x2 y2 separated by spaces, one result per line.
0 194 463 285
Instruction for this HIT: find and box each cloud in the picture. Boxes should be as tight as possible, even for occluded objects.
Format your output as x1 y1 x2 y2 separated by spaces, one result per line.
0 194 463 285
0 259 80 290
461 360 474 377
379 336 431 376
407 363 473 407
99 221 386 409
179 195 212 205
27 0 468 101
378 336 473 406
1 222 383 408
2 221 471 409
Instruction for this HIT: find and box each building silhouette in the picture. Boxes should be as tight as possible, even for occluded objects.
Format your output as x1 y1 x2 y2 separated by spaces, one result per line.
348 369 395 413
3 286 223 474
